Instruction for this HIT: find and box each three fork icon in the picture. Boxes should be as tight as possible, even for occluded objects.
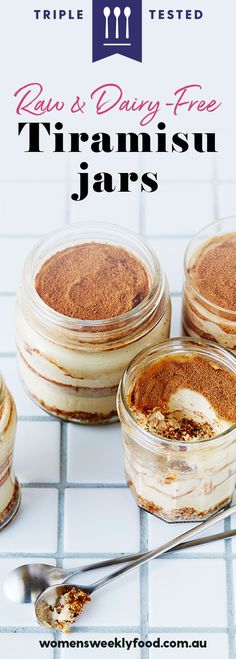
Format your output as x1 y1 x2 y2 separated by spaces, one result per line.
103 6 131 40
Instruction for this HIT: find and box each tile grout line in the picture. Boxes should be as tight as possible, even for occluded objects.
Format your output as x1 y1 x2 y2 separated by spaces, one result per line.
21 482 128 489
225 517 235 659
0 551 229 560
57 423 68 560
140 509 149 659
0 624 230 633
54 421 68 659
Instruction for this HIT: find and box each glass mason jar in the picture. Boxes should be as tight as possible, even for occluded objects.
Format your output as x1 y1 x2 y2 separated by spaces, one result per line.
16 222 171 424
117 338 236 522
183 216 236 352
0 374 21 529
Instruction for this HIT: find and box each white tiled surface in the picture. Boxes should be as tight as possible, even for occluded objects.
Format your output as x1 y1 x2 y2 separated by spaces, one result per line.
0 489 58 553
0 634 54 659
64 488 140 553
67 425 125 484
149 634 229 659
149 559 227 627
0 170 236 659
148 515 225 554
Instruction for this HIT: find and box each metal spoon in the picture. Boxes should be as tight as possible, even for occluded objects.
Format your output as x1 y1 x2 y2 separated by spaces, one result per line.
35 503 236 629
114 7 121 39
4 525 236 604
124 6 131 39
103 6 110 40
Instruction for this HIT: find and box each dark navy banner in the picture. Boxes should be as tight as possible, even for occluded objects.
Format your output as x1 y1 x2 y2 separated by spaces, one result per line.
93 0 142 62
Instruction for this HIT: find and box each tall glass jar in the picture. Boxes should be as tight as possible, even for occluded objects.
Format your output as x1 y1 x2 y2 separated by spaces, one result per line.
16 223 171 424
117 338 236 522
183 216 236 351
0 374 21 529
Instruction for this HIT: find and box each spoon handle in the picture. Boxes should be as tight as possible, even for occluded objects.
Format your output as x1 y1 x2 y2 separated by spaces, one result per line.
71 527 236 576
105 17 109 39
90 503 236 592
115 12 119 38
125 12 130 39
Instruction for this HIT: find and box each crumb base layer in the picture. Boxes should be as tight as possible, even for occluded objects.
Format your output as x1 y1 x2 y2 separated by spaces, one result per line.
128 479 232 523
27 389 118 425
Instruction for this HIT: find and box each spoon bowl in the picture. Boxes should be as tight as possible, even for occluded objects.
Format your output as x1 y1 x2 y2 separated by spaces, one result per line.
4 564 70 604
35 584 92 630
124 7 131 18
114 7 121 18
103 6 111 18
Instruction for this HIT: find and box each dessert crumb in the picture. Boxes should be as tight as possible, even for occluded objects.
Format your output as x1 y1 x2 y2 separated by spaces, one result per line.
133 408 215 441
42 588 90 632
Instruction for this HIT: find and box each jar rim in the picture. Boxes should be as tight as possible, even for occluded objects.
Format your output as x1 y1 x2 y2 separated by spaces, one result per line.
184 215 236 316
22 221 164 333
119 336 236 449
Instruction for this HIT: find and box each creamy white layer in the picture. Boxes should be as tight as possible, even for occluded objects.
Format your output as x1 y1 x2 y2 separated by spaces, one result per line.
16 302 171 419
124 438 236 517
183 289 236 352
134 389 230 440
123 387 236 520
0 392 17 516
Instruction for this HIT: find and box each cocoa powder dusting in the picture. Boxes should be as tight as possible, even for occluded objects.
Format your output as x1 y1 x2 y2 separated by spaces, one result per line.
35 243 149 320
190 232 236 310
130 355 236 424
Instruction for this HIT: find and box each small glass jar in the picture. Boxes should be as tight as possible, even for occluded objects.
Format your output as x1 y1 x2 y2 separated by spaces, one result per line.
183 216 236 352
16 222 171 424
117 338 236 522
0 374 21 529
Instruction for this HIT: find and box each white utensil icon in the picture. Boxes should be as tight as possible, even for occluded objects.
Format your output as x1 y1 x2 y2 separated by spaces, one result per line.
114 7 121 39
103 6 111 39
124 6 131 40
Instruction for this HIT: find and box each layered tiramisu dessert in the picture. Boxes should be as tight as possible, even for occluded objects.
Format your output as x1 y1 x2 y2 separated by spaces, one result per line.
118 338 236 522
183 219 236 352
0 374 21 529
16 223 171 424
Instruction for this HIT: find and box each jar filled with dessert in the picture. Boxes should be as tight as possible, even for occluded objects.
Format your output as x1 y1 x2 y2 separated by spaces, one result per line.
16 222 171 424
117 337 236 522
0 373 21 529
183 216 236 351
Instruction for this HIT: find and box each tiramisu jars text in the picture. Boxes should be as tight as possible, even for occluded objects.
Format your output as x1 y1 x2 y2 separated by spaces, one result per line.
118 338 236 522
183 216 236 352
16 223 171 424
0 373 21 529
